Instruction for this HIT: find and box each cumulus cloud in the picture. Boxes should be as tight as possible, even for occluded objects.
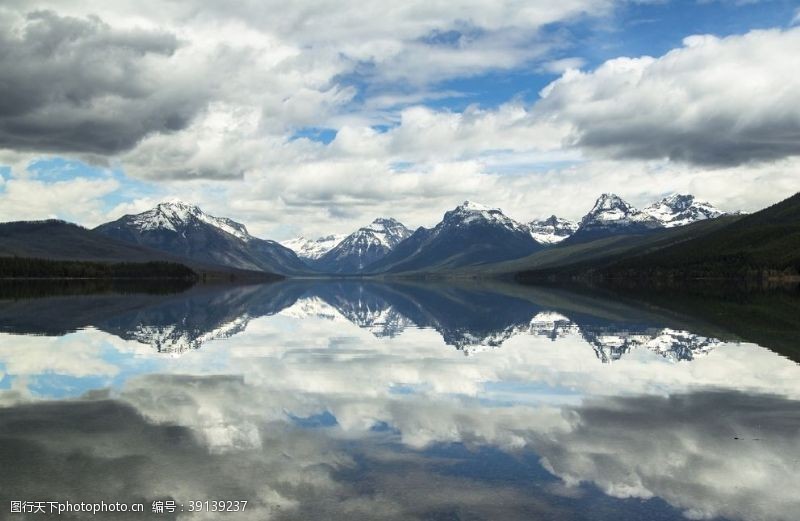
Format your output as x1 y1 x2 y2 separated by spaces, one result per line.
537 28 800 166
0 174 119 224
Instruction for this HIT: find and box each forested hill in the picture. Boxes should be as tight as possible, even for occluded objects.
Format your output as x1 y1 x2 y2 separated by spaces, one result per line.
0 256 198 280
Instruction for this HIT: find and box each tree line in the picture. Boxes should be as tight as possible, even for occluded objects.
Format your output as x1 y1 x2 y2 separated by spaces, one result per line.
0 256 198 280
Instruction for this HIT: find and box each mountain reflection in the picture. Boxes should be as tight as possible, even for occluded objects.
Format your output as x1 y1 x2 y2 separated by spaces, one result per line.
0 280 740 361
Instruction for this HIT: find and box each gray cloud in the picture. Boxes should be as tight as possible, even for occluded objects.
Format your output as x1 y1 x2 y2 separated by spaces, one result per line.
0 10 207 155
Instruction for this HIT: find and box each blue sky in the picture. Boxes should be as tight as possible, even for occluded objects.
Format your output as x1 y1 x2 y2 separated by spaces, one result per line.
0 0 798 238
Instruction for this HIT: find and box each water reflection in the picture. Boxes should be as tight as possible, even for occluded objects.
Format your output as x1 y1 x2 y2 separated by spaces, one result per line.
0 280 798 520
0 280 754 361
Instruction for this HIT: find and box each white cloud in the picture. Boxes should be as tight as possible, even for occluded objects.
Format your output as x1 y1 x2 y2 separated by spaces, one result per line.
539 57 586 74
537 27 800 166
0 331 121 378
0 174 119 225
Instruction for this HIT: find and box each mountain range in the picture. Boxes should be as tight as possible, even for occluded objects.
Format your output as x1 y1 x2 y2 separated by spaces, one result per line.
3 191 796 281
515 192 800 283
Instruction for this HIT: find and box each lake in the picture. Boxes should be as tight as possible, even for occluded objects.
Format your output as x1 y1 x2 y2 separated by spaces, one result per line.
1 280 799 520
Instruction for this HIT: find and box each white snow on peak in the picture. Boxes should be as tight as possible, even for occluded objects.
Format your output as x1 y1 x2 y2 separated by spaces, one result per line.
590 194 638 221
581 193 657 226
364 217 403 233
350 218 411 249
643 194 724 228
579 193 725 231
281 234 346 260
130 201 253 241
459 200 497 212
528 216 579 244
446 201 528 232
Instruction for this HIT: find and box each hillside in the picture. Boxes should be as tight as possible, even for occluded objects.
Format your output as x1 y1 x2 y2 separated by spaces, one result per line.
440 216 738 279
0 220 185 262
0 220 280 281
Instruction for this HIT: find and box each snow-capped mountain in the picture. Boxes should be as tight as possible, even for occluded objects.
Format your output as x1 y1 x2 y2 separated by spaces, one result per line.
568 194 667 242
527 216 579 244
94 201 310 275
280 234 346 260
643 194 724 228
313 218 412 273
581 193 660 228
126 200 255 241
444 201 531 233
366 201 543 273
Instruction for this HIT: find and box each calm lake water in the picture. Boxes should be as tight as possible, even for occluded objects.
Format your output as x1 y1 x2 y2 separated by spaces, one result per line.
1 280 799 520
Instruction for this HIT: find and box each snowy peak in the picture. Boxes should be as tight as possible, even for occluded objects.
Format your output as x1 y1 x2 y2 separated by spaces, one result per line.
581 193 655 226
351 217 412 249
528 215 579 244
156 199 201 215
281 234 346 260
572 194 662 239
130 201 253 241
361 218 411 244
314 217 412 273
459 200 497 212
442 201 528 233
131 200 200 232
592 193 630 213
643 194 724 227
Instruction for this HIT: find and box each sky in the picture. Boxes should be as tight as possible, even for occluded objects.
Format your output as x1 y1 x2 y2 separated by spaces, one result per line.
0 0 798 239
